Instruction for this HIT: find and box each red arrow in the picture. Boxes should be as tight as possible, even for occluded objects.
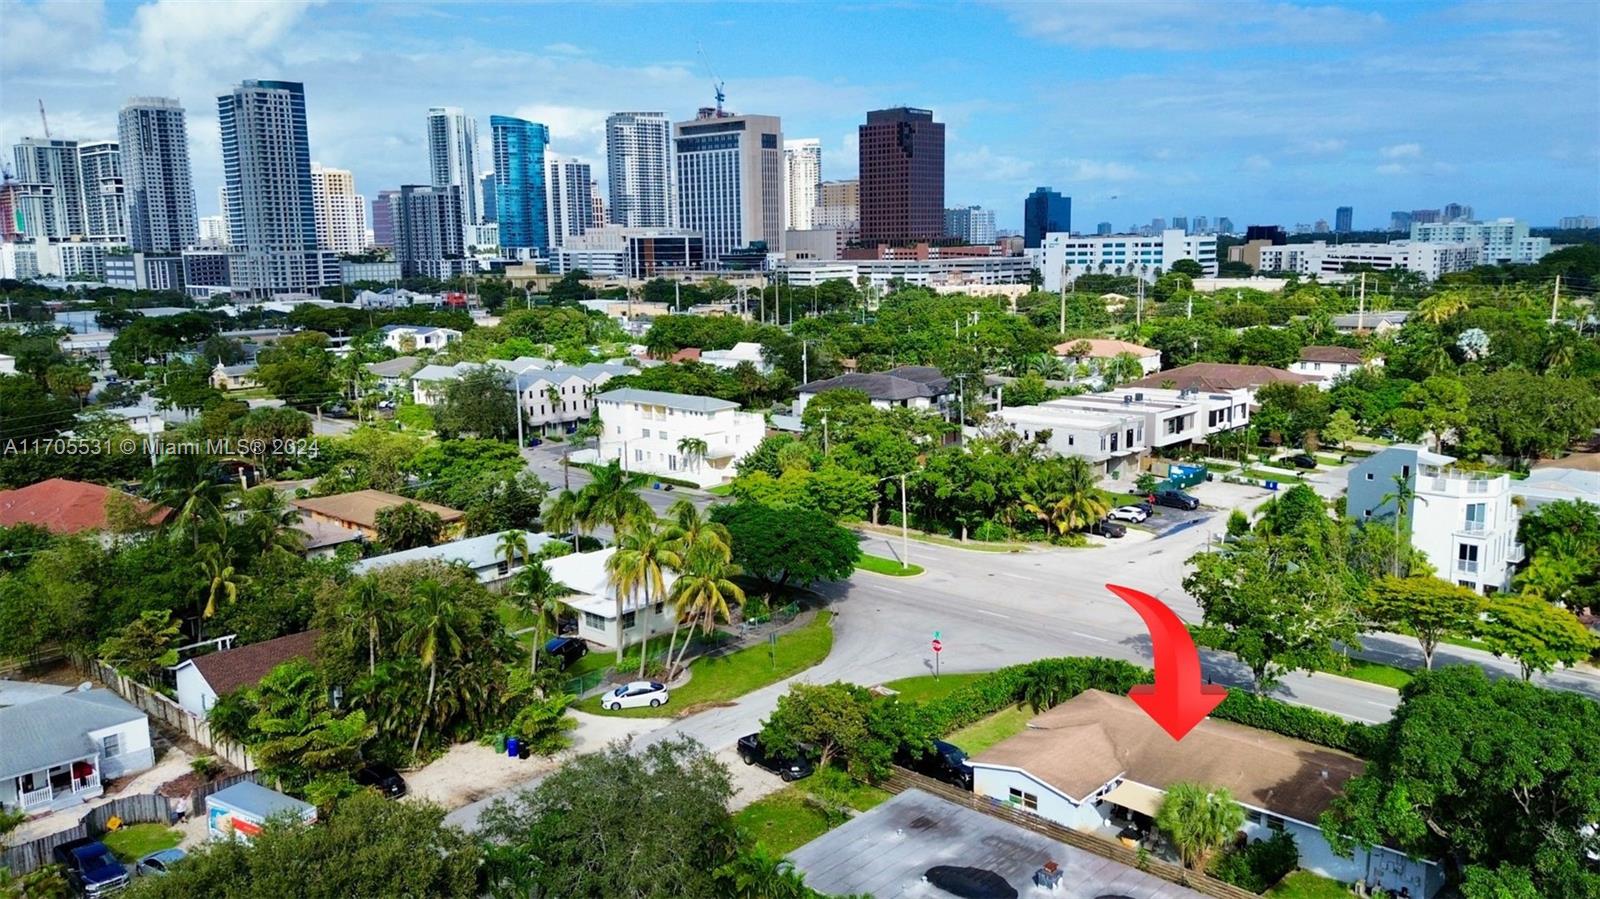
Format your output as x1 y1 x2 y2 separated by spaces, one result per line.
1106 583 1226 741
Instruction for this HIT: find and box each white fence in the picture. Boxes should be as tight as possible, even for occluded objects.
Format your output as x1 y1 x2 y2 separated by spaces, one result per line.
92 661 255 772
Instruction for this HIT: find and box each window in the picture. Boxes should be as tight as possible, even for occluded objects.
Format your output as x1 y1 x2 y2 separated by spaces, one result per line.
1246 809 1262 825
640 428 650 438
101 733 121 758
1365 473 1374 480
583 611 607 630
496 561 510 576
1008 787 1038 811
654 602 664 615
1464 502 1486 532
1266 815 1285 833
1457 543 1480 573
621 611 638 630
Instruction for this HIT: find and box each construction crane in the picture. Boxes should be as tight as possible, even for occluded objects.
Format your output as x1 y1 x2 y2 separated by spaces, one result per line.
696 42 726 116
37 99 51 139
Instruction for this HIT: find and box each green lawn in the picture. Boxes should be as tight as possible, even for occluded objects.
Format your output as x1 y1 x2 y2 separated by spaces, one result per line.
101 823 180 863
855 553 924 577
947 705 1034 756
880 673 989 703
1339 660 1413 689
707 483 734 496
1267 871 1352 898
578 612 834 717
733 787 835 855
855 524 1026 553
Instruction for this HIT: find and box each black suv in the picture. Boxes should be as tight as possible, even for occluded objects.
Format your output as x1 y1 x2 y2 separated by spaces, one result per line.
1286 453 1318 469
53 838 127 896
1155 490 1200 510
544 636 589 670
897 739 974 790
737 733 814 782
355 762 408 798
1087 519 1126 538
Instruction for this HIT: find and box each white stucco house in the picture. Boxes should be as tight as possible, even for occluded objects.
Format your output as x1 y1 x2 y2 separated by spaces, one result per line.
352 530 560 587
0 688 154 814
1291 346 1381 387
173 631 320 719
970 690 1444 898
591 387 766 488
379 324 461 353
545 546 679 651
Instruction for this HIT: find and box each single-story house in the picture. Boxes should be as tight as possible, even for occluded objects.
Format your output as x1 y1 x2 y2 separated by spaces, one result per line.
545 547 678 651
0 688 154 814
794 365 999 417
364 355 420 392
1290 346 1380 386
0 477 171 534
293 518 364 559
970 690 1443 898
351 530 559 587
1511 467 1599 512
1053 338 1162 377
379 325 461 353
700 341 771 373
0 680 70 708
1332 311 1410 334
211 361 259 391
291 490 464 542
173 630 321 718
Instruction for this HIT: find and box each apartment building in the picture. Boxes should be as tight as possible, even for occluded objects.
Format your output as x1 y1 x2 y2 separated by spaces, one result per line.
592 388 766 488
1410 218 1549 264
1347 445 1521 594
1031 229 1218 291
1256 241 1479 280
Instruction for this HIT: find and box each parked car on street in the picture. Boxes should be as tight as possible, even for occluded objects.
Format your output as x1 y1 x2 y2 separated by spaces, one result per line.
737 733 815 782
544 636 589 670
53 838 128 895
1107 505 1149 523
602 680 669 710
897 739 973 789
1154 490 1200 510
135 848 186 877
354 762 408 798
1286 453 1318 469
1087 519 1126 538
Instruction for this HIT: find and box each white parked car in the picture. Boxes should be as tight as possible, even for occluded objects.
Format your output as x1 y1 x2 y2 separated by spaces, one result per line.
1108 505 1150 523
603 680 669 710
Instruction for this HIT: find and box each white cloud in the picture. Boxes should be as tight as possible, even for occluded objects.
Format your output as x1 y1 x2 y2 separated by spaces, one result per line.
543 42 585 56
1376 162 1408 176
1242 154 1272 172
1058 158 1140 182
998 0 1387 51
950 145 1035 182
1380 143 1423 159
1291 138 1346 156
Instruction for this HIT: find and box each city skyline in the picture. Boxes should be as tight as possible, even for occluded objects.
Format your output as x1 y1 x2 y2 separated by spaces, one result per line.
2 1 1596 233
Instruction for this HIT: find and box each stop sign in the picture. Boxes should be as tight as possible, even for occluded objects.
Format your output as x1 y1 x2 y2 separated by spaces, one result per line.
932 639 943 653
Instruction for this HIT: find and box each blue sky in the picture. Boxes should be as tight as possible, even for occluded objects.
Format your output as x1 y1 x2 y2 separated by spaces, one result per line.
3 0 1597 231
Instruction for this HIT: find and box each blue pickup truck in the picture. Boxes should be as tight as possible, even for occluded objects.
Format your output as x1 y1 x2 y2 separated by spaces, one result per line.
53 837 128 895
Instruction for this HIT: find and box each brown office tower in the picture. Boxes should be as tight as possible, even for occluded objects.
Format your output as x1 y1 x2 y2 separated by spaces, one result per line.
858 107 944 243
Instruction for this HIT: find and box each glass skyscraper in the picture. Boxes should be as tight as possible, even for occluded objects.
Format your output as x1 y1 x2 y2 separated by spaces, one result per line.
1024 186 1071 248
490 115 550 252
118 97 197 254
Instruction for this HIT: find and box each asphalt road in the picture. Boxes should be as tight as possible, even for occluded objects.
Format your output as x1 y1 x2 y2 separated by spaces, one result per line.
443 455 1600 831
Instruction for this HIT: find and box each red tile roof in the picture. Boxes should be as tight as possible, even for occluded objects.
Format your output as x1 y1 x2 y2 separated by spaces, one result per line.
0 478 171 534
188 630 322 698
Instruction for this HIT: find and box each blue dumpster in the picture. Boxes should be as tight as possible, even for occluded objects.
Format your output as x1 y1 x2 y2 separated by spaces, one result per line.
1265 480 1279 491
506 737 520 758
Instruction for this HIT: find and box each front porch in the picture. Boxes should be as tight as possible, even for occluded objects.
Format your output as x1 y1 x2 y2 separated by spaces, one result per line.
8 756 102 814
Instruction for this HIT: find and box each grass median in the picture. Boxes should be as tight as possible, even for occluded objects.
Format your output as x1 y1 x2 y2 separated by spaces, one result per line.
578 611 834 718
855 553 924 576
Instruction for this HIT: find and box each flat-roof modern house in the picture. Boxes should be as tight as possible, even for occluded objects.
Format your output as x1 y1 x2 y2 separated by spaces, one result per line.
989 403 1146 480
292 490 464 542
1100 385 1255 444
1040 392 1208 452
590 388 766 488
0 478 171 535
352 530 560 587
970 690 1443 898
173 631 321 719
1348 446 1521 594
544 546 678 651
0 688 154 814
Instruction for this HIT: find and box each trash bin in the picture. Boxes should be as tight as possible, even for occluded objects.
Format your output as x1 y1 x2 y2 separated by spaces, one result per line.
1265 480 1279 491
517 741 531 760
495 733 507 752
506 737 520 758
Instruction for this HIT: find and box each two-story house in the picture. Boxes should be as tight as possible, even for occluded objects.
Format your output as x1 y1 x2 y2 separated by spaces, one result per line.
1291 346 1381 387
990 402 1146 480
1348 445 1521 593
379 325 461 353
592 388 766 488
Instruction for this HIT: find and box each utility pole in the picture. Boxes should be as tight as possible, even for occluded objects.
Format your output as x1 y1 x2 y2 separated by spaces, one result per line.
801 339 809 385
1059 262 1067 333
1136 278 1144 329
512 372 524 449
1551 274 1561 325
1358 272 1366 331
900 473 910 567
823 415 830 455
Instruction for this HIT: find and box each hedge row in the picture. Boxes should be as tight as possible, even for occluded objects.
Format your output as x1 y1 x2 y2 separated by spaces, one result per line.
910 656 1384 758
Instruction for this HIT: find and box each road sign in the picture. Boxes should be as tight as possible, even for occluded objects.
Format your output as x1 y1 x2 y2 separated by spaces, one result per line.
933 630 941 639
931 639 943 653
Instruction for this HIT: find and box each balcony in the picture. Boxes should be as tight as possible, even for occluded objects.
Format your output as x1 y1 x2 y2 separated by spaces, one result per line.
1456 560 1480 575
1455 521 1489 537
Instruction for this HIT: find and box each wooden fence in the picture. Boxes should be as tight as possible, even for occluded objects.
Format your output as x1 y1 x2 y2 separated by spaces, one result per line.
92 660 255 772
882 769 1262 899
2 794 174 876
191 771 260 812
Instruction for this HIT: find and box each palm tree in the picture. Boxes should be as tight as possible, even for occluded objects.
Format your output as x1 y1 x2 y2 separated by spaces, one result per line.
1155 782 1244 871
510 562 571 675
1380 472 1427 576
663 498 731 560
1022 458 1110 536
196 545 250 637
543 489 585 551
667 543 746 677
676 437 709 476
1100 352 1145 388
579 460 651 537
401 581 471 759
342 579 388 675
497 529 530 574
606 521 683 669
236 486 305 559
715 845 811 899
1418 291 1470 325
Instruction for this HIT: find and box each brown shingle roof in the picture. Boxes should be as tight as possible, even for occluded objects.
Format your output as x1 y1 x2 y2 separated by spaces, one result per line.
188 630 321 698
292 490 463 530
1126 363 1313 392
972 690 1363 824
1298 346 1364 365
0 478 171 534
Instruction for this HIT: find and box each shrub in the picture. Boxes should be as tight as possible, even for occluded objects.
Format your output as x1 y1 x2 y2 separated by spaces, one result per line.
1209 832 1299 892
1211 691 1384 757
972 520 1009 543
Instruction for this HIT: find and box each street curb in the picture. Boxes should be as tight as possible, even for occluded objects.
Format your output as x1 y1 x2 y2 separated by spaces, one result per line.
853 565 927 580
